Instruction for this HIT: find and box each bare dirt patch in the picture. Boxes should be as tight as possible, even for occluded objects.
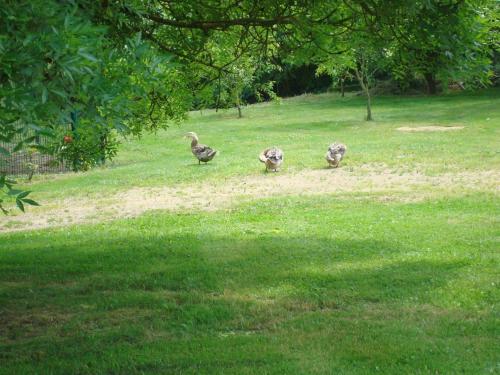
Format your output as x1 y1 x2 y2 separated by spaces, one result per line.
1 167 498 233
397 126 464 132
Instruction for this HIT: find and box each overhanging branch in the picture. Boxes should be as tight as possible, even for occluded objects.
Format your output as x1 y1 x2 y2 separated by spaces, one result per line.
144 13 296 30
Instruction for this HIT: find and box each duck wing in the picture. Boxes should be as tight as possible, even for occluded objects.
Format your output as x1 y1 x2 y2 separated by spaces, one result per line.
328 143 347 155
260 147 283 163
193 143 217 161
268 148 283 162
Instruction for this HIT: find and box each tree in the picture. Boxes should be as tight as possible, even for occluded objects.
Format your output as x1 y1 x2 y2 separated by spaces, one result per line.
107 0 352 68
1 1 191 137
311 2 386 121
214 58 277 117
317 45 384 121
372 0 494 93
0 0 191 212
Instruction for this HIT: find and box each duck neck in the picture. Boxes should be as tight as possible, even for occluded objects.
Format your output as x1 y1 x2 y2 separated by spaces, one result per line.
190 137 198 147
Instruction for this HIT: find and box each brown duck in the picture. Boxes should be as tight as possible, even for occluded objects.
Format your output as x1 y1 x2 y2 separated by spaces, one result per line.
185 132 217 164
259 147 284 172
325 142 347 168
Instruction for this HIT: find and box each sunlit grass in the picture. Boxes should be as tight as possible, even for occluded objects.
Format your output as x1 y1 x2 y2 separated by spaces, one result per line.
23 89 500 201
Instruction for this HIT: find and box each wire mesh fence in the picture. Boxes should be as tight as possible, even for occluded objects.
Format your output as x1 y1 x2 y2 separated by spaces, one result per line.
0 130 70 177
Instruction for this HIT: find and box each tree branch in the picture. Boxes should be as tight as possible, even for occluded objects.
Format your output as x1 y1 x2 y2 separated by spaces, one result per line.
144 13 296 30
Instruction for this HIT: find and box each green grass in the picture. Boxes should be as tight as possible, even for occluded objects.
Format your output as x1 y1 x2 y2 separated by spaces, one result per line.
23 89 499 201
1 89 499 374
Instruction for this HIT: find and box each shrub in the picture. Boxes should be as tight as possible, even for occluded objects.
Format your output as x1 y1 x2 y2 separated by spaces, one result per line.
48 123 119 172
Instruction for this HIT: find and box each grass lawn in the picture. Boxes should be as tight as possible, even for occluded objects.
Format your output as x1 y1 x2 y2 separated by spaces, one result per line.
1 90 499 374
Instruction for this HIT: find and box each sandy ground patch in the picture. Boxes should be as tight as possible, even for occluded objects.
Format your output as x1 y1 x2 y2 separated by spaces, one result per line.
396 126 464 132
1 167 498 233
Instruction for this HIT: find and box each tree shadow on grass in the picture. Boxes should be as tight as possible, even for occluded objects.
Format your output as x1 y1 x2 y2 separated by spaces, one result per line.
1 232 466 318
0 231 493 374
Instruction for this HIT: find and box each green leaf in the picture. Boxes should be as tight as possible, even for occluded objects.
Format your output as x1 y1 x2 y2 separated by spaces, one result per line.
13 141 24 152
0 146 9 156
28 124 42 132
64 14 71 29
21 198 40 206
78 50 98 62
83 66 96 76
50 89 68 99
23 136 37 144
37 128 55 137
22 34 35 46
32 145 51 153
8 189 23 196
17 191 31 199
16 199 25 212
42 87 48 103
114 123 130 133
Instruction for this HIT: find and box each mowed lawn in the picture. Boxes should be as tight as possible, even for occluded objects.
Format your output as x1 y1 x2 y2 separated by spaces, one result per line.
1 90 499 374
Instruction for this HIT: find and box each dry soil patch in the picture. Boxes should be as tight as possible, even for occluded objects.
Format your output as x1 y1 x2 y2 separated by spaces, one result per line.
397 126 464 132
1 167 498 233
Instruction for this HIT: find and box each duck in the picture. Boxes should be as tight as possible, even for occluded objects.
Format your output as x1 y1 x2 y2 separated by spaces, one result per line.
259 147 284 172
185 132 217 164
325 142 347 168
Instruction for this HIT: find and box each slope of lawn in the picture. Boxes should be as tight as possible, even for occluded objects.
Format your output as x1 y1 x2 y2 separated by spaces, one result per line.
0 89 499 374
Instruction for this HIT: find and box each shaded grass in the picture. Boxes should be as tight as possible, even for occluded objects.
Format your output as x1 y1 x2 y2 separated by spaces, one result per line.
1 193 498 374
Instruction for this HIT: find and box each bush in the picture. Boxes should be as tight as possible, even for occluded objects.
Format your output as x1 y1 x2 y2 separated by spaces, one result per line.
48 123 119 172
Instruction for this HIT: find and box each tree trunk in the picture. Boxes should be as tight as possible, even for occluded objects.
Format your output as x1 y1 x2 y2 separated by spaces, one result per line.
340 78 345 97
354 68 373 121
99 132 107 165
235 93 243 118
365 89 372 121
215 72 221 112
424 72 438 95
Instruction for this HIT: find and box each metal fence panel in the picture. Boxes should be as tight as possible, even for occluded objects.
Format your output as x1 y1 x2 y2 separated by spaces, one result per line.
0 132 70 176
